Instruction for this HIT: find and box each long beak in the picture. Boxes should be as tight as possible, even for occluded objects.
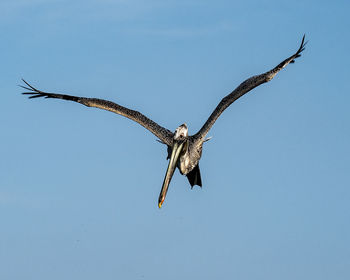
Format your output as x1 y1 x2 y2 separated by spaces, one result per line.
158 141 184 208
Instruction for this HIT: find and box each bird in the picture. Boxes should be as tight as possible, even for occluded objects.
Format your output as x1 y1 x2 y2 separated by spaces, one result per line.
21 35 306 208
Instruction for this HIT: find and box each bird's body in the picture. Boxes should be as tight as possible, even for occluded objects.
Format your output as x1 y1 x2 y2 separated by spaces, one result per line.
21 36 307 207
174 128 202 176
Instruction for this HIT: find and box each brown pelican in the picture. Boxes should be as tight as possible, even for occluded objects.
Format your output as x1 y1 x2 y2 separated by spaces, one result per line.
21 36 306 208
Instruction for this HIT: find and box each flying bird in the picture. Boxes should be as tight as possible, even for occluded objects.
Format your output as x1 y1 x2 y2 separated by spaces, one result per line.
21 35 306 208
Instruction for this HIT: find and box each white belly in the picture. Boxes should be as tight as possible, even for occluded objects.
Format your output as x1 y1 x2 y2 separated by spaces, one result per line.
178 154 192 175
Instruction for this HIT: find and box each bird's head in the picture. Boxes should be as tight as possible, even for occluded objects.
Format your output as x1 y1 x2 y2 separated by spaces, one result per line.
158 123 189 208
174 123 188 140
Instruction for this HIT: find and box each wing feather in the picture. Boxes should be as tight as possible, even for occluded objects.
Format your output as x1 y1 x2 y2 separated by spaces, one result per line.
193 35 307 143
21 79 173 146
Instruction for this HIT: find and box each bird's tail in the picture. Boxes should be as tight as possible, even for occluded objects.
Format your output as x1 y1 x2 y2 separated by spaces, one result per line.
186 164 202 188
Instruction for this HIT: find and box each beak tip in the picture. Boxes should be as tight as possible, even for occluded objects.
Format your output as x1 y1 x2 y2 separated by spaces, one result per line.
158 202 162 208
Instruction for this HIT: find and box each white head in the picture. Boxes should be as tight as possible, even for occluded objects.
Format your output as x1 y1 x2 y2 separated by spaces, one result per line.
174 123 188 140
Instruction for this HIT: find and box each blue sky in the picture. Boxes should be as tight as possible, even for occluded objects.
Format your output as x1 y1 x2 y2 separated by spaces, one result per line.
1 0 350 279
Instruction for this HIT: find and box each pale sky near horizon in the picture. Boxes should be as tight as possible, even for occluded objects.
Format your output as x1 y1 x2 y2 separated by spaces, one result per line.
1 0 350 279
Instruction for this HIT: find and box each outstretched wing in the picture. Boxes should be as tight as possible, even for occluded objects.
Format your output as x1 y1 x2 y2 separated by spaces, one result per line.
193 35 307 143
21 80 174 146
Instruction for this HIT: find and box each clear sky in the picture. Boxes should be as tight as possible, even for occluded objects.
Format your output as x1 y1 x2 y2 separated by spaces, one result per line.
1 0 350 279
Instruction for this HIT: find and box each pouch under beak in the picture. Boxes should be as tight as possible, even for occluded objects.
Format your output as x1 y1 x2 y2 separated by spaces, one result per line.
158 141 184 208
